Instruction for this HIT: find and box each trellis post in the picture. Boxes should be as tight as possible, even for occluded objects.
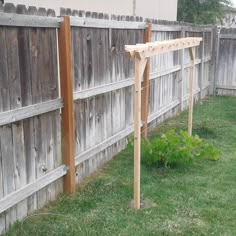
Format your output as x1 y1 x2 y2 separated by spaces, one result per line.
141 23 152 138
126 37 202 210
134 56 147 210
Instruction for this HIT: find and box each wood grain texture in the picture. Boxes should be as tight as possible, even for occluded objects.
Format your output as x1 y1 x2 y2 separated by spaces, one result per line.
58 16 76 194
36 6 52 210
71 14 212 186
15 5 37 215
133 57 146 210
188 48 195 136
141 23 152 138
28 5 43 214
125 37 202 59
0 4 7 231
4 3 22 228
0 165 67 214
0 5 62 234
215 28 236 96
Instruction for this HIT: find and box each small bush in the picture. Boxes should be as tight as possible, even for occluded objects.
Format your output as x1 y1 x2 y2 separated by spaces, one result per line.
141 130 220 168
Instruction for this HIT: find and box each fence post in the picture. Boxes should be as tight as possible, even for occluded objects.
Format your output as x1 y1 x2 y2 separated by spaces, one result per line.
213 27 220 96
58 16 76 194
141 23 152 138
210 26 220 96
179 27 185 111
200 29 205 99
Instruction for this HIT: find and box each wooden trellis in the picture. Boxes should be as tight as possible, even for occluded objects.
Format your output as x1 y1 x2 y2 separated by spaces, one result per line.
125 37 202 210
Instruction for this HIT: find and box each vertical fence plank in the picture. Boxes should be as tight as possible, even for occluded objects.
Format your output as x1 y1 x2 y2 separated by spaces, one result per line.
16 4 33 220
215 28 236 96
58 16 76 194
211 26 219 96
200 30 205 99
0 140 5 233
49 9 64 200
214 27 220 96
188 47 195 137
18 5 36 215
4 3 21 228
0 4 7 231
46 8 60 203
27 5 41 214
36 7 51 210
141 23 151 138
180 28 185 111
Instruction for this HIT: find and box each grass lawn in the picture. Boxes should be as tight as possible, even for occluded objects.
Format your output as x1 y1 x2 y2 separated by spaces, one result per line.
4 96 236 236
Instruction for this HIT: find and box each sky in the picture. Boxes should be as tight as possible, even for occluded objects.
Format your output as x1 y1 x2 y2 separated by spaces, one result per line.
232 0 236 7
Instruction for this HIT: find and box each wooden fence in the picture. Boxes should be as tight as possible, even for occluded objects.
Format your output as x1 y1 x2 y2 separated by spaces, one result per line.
0 4 214 234
64 10 213 184
214 27 236 96
0 4 64 233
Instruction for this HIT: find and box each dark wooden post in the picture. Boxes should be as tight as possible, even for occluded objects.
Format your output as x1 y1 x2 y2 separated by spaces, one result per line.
213 27 220 96
141 23 152 138
58 16 76 194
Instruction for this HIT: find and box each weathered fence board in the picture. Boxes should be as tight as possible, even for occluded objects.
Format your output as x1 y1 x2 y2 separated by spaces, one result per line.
0 4 63 233
0 4 8 231
4 3 23 228
65 11 213 185
0 12 60 28
215 28 236 96
67 11 145 183
0 165 67 214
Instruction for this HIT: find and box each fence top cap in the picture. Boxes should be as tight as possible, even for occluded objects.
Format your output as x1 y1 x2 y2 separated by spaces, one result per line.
125 37 202 59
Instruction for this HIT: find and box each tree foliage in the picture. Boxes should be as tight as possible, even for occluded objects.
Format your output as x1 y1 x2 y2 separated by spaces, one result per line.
177 0 232 24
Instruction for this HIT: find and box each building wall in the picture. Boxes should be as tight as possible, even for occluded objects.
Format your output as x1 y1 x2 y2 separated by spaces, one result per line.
136 0 178 21
222 6 236 27
5 0 133 15
5 0 177 20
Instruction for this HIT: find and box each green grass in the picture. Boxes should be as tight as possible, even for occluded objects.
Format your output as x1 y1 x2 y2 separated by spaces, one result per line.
4 96 236 236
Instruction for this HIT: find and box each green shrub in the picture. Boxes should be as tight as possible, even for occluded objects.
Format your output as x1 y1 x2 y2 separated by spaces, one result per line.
141 130 220 168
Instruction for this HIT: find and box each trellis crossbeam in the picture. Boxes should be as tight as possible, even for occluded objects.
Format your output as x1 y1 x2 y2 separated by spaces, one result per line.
125 37 202 59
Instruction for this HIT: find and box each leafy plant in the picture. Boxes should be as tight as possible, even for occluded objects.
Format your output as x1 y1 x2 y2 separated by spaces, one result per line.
141 130 220 168
177 0 232 24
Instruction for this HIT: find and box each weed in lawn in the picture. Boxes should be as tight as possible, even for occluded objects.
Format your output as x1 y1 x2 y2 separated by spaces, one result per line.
194 113 217 139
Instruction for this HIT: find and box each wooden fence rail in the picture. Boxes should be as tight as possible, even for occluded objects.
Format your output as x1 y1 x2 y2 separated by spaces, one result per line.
0 4 215 234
